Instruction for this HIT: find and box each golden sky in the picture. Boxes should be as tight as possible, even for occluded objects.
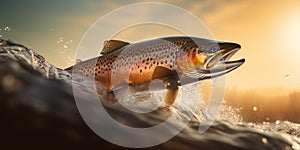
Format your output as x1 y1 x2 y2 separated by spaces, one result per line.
1 0 299 90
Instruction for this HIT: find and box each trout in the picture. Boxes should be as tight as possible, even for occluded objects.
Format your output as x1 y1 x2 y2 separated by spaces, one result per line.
66 36 245 106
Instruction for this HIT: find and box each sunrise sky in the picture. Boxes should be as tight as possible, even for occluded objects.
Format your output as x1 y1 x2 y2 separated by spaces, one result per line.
0 0 299 90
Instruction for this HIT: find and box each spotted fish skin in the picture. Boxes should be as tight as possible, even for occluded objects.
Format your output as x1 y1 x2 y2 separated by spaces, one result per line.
69 37 191 89
67 36 244 105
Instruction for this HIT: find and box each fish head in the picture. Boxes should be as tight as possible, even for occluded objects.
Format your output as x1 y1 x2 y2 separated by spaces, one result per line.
176 37 245 80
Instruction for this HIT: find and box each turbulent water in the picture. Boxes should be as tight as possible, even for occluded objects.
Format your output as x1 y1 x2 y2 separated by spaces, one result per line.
0 38 299 150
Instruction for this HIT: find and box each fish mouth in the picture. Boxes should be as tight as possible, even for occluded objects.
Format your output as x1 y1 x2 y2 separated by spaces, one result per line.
189 43 245 80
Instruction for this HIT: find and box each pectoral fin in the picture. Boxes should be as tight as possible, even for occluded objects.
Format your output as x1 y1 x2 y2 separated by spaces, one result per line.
164 88 179 106
152 66 181 106
152 66 177 80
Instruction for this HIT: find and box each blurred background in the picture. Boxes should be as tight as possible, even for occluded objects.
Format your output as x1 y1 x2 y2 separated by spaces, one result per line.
0 0 299 123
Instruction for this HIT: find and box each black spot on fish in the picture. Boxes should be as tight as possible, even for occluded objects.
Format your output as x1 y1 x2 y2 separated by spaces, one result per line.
140 69 142 73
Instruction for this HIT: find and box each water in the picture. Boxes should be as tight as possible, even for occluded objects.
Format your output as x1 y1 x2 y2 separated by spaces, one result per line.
0 37 299 149
4 26 11 32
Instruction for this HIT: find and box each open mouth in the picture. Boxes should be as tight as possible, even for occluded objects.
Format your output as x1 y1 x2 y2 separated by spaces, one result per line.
204 43 245 77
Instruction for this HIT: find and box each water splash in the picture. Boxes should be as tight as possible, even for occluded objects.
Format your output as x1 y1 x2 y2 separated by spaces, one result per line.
292 142 300 150
253 106 258 111
57 37 64 43
211 78 217 86
261 138 268 144
1 38 300 149
4 26 11 32
275 120 281 125
57 37 72 49
63 41 70 49
63 44 68 49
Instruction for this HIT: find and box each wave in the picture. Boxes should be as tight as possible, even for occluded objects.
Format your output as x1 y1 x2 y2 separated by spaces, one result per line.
0 38 299 149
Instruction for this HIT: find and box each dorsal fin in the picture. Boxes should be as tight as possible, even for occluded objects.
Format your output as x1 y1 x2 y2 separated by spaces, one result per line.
100 40 130 55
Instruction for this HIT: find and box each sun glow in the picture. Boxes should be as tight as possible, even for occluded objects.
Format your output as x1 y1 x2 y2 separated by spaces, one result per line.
277 6 300 56
282 15 300 49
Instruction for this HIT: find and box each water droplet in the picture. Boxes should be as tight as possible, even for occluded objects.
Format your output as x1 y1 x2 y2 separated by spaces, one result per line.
253 106 258 111
284 74 291 79
63 41 71 49
70 40 73 43
261 138 268 144
50 28 54 31
292 142 300 150
275 120 281 125
211 78 217 86
59 37 64 43
4 26 11 32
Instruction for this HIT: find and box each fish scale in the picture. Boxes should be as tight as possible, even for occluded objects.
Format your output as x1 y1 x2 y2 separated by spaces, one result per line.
66 36 244 106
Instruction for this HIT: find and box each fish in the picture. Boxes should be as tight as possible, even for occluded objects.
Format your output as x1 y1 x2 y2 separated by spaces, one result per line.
66 36 245 106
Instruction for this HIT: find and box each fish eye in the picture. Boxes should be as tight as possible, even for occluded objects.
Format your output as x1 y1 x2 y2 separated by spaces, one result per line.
211 46 220 53
197 48 201 54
